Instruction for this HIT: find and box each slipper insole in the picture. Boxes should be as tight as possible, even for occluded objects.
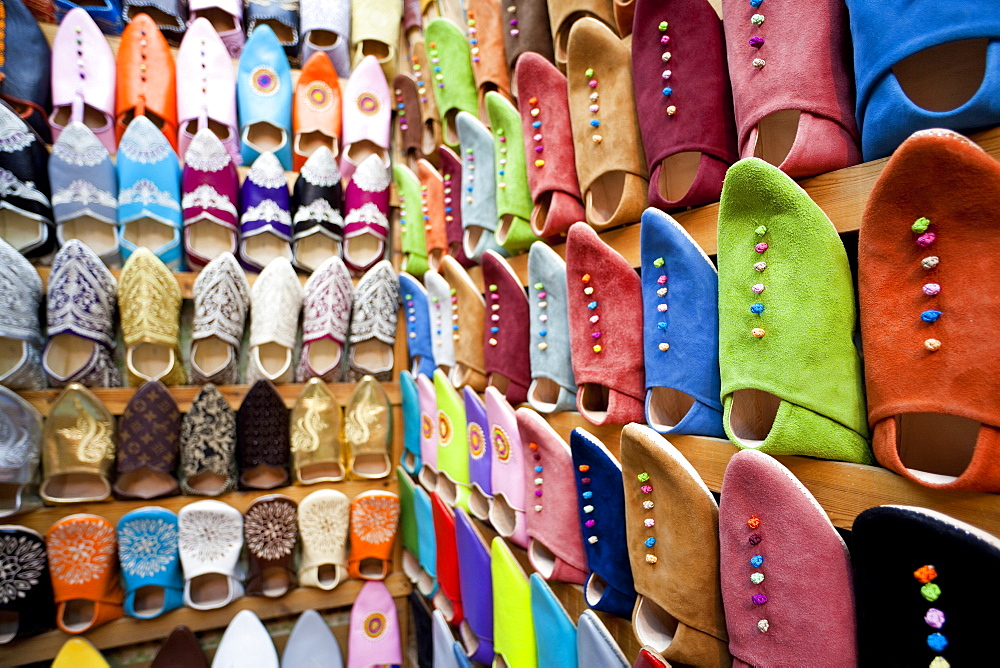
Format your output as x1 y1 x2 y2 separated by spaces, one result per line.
0 339 26 379
488 373 511 395
579 383 612 418
450 363 479 390
191 337 233 378
307 339 342 376
116 468 178 499
647 387 696 431
528 540 557 579
190 7 237 32
344 235 384 270
352 454 390 478
496 214 519 246
59 217 117 257
122 217 174 255
728 388 781 447
893 38 987 112
633 596 679 652
299 461 345 482
658 151 701 203
317 563 340 588
242 464 287 489
897 412 979 481
126 4 176 27
345 140 387 170
243 232 292 268
132 585 165 617
442 109 461 147
585 573 610 607
186 470 229 495
52 102 110 133
489 493 519 536
256 18 295 44
261 567 292 597
588 171 628 226
306 30 341 49
255 343 292 380
130 342 174 380
245 122 287 154
187 218 236 261
295 131 338 160
528 377 563 408
181 117 234 143
0 611 17 644
359 39 391 62
468 485 490 519
352 339 392 374
753 109 801 167
423 118 438 156
296 235 341 273
358 556 387 579
0 484 20 515
60 600 95 633
41 473 109 501
0 211 43 253
464 226 486 253
44 334 97 380
189 573 231 606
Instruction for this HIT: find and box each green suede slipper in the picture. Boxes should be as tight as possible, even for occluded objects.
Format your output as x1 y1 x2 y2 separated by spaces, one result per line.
424 19 479 148
492 536 538 668
395 164 430 277
486 91 542 255
434 368 471 511
397 466 422 584
717 158 872 464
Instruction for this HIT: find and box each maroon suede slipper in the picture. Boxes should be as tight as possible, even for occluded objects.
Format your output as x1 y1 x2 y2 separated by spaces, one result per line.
438 145 476 268
481 250 531 405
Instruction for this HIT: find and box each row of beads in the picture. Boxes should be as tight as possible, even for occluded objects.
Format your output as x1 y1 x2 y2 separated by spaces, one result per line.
746 515 769 633
657 21 677 116
411 56 429 104
585 68 603 144
495 127 508 191
394 86 409 133
464 146 476 204
466 14 480 64
506 1 519 38
578 464 598 544
449 287 460 342
419 183 432 234
443 172 455 225
751 225 768 338
581 273 602 353
430 292 446 348
427 42 445 89
914 565 949 666
404 292 418 340
651 257 670 352
913 217 942 352
748 0 766 70
638 472 656 564
534 281 549 351
531 441 543 511
487 283 500 346
528 97 545 168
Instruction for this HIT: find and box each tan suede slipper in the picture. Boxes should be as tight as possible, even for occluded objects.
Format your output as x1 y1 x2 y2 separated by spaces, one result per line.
440 255 487 392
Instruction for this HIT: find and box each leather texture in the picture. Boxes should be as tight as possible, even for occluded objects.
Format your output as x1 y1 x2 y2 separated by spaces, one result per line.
115 15 177 151
1 0 52 142
340 56 391 182
40 384 115 504
347 490 400 580
213 609 278 665
454 506 494 664
431 492 464 624
424 19 478 148
290 378 345 484
437 145 476 267
433 368 471 511
114 380 181 499
463 386 492 520
116 507 184 618
294 52 342 171
486 387 529 548
577 610 629 667
401 372 423 476
237 26 293 169
530 573 578 667
346 580 403 668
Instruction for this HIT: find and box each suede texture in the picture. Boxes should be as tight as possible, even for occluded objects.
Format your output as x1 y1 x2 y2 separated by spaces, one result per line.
414 483 438 596
454 507 494 664
567 18 648 230
486 387 529 548
424 269 457 371
577 610 629 668
621 423 731 666
394 73 424 158
569 428 637 619
463 387 492 513
717 158 872 464
547 0 616 68
416 372 440 491
527 242 578 413
416 159 449 266
398 467 420 565
853 504 1000 667
434 367 471 511
719 449 857 666
395 164 430 277
293 52 342 171
845 0 1000 161
425 19 478 147
401 371 423 474
486 91 542 253
632 0 737 210
517 407 588 585
481 250 531 405
399 272 437 378
440 255 487 392
501 0 554 72
565 223 645 425
438 146 476 268
530 573 578 668
721 0 861 177
514 53 586 237
491 537 538 668
465 0 512 113
411 39 445 156
456 111 507 262
859 130 1000 491
640 207 726 438
431 491 464 624
614 0 634 36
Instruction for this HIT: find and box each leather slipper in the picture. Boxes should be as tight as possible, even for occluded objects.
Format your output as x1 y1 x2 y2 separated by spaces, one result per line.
291 378 345 483
237 25 293 170
440 254 487 391
151 625 208 667
486 91 542 253
491 536 537 668
396 163 430 276
530 574 578 667
181 130 240 271
1 0 52 142
0 525 54 641
246 257 303 384
179 384 237 497
416 371 441 492
293 52 343 171
486 387 529 548
0 102 54 263
116 15 177 152
547 0 614 70
346 581 403 668
465 0 512 119
346 263 398 382
0 239 44 391
47 514 123 633
177 500 244 610
454 506 494 663
433 368 471 510
463 386 492 520
481 250 531 405
117 507 183 619
340 55 391 183
239 153 293 273
293 146 345 273
40 384 115 504
114 379 181 500
348 490 400 580
343 154 391 275
298 488 350 590
416 158 450 271
349 0 403 81
577 610 629 667
410 39 446 158
344 376 393 476
394 73 425 162
213 609 278 666
283 609 343 667
502 0 554 84
430 492 464 624
438 145 476 267
456 111 508 262
401 372 423 476
398 467 422 584
187 0 244 58
237 378 291 490
413 482 438 597
301 0 352 77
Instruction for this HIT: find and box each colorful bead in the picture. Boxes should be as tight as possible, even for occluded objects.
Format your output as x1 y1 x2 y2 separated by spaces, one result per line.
921 583 942 602
917 232 936 247
658 275 668 285
641 484 653 493
638 472 650 482
927 633 948 652
930 658 951 668
658 21 668 30
752 594 768 605
584 505 594 513
750 36 765 47
666 105 677 116
583 491 592 499
750 555 764 567
644 518 655 527
912 217 931 233
581 274 591 283
750 572 764 584
923 283 941 296
921 310 942 323
588 536 599 544
754 261 767 272
662 52 672 62
653 257 665 268
534 505 543 512
755 242 768 253
662 70 672 80
584 286 594 295
750 303 765 314
644 537 656 548
643 500 654 509
585 519 596 527
753 58 766 69
757 619 769 633
922 256 940 269
924 339 941 352
659 343 670 351
593 345 602 353
645 554 658 564
747 516 761 529
914 565 938 583
751 13 765 24
755 225 768 236
579 464 590 472
924 608 946 629
585 68 594 77
752 328 766 338
657 304 668 312
748 533 762 545
592 135 603 143
588 301 598 310
752 284 765 294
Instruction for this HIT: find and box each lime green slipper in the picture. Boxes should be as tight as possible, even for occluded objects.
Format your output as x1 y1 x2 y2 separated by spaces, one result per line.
425 19 478 147
394 164 430 277
434 368 471 511
486 91 542 254
492 536 537 668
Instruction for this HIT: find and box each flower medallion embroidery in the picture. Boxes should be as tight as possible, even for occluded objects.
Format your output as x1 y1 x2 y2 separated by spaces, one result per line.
294 199 343 226
245 501 297 560
364 612 388 639
242 199 292 226
493 425 511 462
0 535 45 604
250 66 280 97
179 510 241 562
118 519 178 578
307 82 333 111
48 521 116 585
299 498 349 552
468 422 486 460
52 180 117 209
351 497 399 545
119 179 180 210
357 92 380 116
183 184 238 217
438 411 453 447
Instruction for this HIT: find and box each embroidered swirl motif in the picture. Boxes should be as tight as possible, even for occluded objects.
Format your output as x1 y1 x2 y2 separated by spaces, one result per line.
421 414 433 439
47 521 116 585
0 106 33 153
307 82 333 111
244 501 297 560
291 396 329 453
52 124 109 167
344 400 387 455
300 148 340 186
119 179 181 210
52 180 117 209
364 612 387 639
179 510 241 562
118 119 172 164
0 168 49 206
299 497 348 552
47 241 117 348
351 157 392 192
184 131 232 172
294 199 344 226
250 66 280 97
118 518 178 578
0 413 32 469
183 184 238 217
343 202 388 236
56 397 113 463
493 425 510 462
300 258 351 344
247 153 287 189
192 258 249 346
242 199 292 227
0 241 42 343
468 422 486 460
357 92 380 116
351 497 399 545
438 411 452 446
0 534 45 604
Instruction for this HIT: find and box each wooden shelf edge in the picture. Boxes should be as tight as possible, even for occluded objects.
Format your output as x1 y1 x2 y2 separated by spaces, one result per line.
0 573 411 665
541 412 1000 537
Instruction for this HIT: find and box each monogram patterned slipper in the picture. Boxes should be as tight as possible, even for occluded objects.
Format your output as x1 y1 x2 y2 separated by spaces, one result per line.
348 490 400 580
117 507 183 618
298 488 350 590
47 514 124 633
114 380 181 500
39 384 115 504
180 384 237 496
291 378 345 483
244 495 298 598
177 499 244 610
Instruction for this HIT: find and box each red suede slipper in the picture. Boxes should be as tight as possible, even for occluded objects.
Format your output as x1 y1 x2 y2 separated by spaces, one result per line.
481 250 532 405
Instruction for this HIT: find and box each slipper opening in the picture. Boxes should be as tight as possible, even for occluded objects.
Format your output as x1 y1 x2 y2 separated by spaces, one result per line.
357 557 388 579
450 363 481 390
432 590 455 621
556 14 597 67
344 234 385 272
244 121 288 155
410 355 426 377
752 110 801 167
0 485 22 516
119 108 171 133
896 413 979 484
892 39 987 112
182 117 235 143
115 468 179 499
316 563 342 589
307 339 343 377
243 232 293 268
437 474 459 506
190 7 237 32
633 596 679 654
191 338 234 378
402 550 422 582
359 39 392 63
647 387 696 432
299 461 346 483
459 620 480 656
127 342 175 382
44 334 100 381
295 131 339 163
417 568 436 596
185 470 230 496
345 140 389 172
578 383 611 422
252 343 293 380
728 388 781 447
186 219 237 262
260 567 293 597
351 339 394 375
188 573 233 607
495 656 512 668
427 248 445 271
495 214 519 246
487 372 512 396
131 585 166 617
51 103 111 135
41 473 111 503
295 234 342 272
530 192 555 237
657 152 701 204
468 484 491 520
463 226 486 258
418 464 439 491
0 611 17 644
528 539 557 579
0 339 26 380
528 377 564 411
351 454 391 479
305 29 342 50
443 109 462 147
122 217 175 257
58 218 118 258
478 83 501 120
403 450 418 471
585 571 609 608
0 213 45 256
255 19 296 45
126 5 178 28
241 464 289 489
488 493 518 537
587 171 629 226
60 599 96 633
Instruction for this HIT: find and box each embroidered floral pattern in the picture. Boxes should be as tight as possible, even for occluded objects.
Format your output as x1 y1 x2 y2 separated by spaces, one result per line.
343 202 388 238
294 198 344 225
242 199 292 226
299 497 349 552
0 413 31 469
183 184 238 217
301 148 341 186
52 123 108 167
48 520 116 585
118 118 172 164
52 180 117 209
192 255 250 347
180 386 237 494
245 500 297 560
351 497 399 545
118 518 178 578
0 241 43 343
0 106 34 153
179 509 242 562
352 156 391 193
349 262 398 346
0 534 45 604
184 131 232 172
118 250 182 349
119 179 181 210
0 168 49 207
247 153 287 189
47 240 117 347
301 256 352 344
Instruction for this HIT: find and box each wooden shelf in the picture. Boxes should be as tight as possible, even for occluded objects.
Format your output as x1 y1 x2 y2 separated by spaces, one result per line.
0 572 410 666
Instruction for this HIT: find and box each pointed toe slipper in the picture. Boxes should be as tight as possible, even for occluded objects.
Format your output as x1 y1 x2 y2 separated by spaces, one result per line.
115 16 177 152
852 504 1000 666
454 507 494 663
722 0 861 177
567 18 648 230
0 388 44 518
502 0 554 80
237 379 291 490
298 488 350 590
293 52 343 172
432 609 463 668
633 0 738 210
463 386 493 520
526 242 577 413
413 483 439 597
283 609 344 667
180 384 238 497
343 154 391 275
424 19 479 147
486 387 530 548
530 574 578 667
410 39 446 158
121 2 187 44
577 610 629 668
416 159 450 271
246 257 303 384
0 102 54 263
0 239 45 391
481 250 531 405
424 269 457 374
291 378 345 483
190 252 250 386
237 26 293 169
151 625 208 667
401 372 423 476
117 507 184 619
399 273 437 378
47 515 124 633
344 376 393 478
213 610 278 666
456 111 508 262
620 424 731 666
1 0 52 143
859 129 1000 490
441 255 488 391
0 525 54 641
547 0 615 70
348 490 400 580
514 54 585 239
517 408 588 584
239 153 293 273
416 372 441 492
640 208 726 438
569 428 637 619
186 0 245 59
433 368 471 510
114 380 181 500
181 130 240 271
717 158 871 464
396 164 431 277
300 0 352 78
52 637 110 667
346 581 403 668
244 495 298 598
486 91 542 254
438 146 477 267
565 222 645 425
178 500 244 610
398 467 422 584
293 147 345 273
491 537 537 668
297 255 353 383
340 56 391 183
719 449 857 666
465 0 512 117
430 493 464 624
347 262 398 382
